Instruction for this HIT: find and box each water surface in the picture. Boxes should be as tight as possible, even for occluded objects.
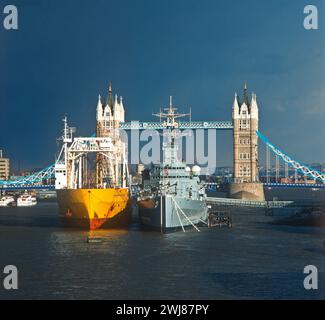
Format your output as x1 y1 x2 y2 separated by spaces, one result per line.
0 202 324 300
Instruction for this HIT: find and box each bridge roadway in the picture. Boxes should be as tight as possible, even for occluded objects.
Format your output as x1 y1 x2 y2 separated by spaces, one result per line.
0 185 55 191
1 182 324 192
264 183 325 189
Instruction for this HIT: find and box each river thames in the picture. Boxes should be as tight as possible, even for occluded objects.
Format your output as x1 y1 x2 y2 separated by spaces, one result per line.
0 202 324 300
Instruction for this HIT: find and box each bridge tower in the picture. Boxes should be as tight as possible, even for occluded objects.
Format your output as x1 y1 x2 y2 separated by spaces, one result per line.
96 83 125 137
233 84 259 183
95 83 126 187
229 84 265 200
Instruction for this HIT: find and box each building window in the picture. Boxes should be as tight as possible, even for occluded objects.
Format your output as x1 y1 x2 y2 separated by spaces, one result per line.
239 153 250 160
239 164 251 177
239 119 250 130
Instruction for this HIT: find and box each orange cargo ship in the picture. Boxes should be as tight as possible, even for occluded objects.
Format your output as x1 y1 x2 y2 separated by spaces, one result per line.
55 84 132 230
57 188 132 230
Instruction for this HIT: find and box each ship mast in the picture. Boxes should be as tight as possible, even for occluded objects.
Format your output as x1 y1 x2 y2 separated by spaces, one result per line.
55 117 75 190
153 96 190 164
153 96 190 129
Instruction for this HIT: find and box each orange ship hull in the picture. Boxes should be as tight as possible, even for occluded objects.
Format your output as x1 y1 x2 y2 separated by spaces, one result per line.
56 188 132 230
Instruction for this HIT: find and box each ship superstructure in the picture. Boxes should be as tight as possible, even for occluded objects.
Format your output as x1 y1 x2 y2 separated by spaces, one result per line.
55 85 131 230
138 97 208 232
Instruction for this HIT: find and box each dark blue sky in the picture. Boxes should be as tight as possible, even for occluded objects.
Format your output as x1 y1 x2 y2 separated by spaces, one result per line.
0 0 324 170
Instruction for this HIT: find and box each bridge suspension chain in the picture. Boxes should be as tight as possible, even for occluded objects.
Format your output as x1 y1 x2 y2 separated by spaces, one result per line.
257 131 325 183
0 164 55 187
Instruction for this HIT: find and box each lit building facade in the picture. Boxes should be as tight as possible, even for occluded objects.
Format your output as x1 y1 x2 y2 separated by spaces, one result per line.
232 84 259 183
0 150 10 181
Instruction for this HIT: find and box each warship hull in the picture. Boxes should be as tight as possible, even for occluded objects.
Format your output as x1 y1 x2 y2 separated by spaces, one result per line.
138 195 208 231
56 188 132 230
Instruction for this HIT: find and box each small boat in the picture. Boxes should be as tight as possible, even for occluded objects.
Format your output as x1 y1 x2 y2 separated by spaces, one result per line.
0 196 16 207
17 193 37 207
87 237 103 243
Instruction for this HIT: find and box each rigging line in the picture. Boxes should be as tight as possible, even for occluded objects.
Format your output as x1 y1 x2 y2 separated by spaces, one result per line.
171 196 185 232
199 218 208 225
170 196 200 232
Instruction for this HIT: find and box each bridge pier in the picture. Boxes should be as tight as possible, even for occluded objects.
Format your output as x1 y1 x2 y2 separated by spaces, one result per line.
228 182 265 201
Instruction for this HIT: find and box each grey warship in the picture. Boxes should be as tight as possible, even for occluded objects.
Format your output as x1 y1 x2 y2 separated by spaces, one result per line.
138 97 208 231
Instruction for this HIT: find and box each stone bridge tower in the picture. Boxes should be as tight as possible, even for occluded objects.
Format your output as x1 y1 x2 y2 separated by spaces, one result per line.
233 84 259 183
95 83 126 187
229 84 265 200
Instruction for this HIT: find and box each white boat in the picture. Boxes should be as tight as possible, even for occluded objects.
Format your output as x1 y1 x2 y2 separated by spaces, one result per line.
0 196 16 207
17 194 37 207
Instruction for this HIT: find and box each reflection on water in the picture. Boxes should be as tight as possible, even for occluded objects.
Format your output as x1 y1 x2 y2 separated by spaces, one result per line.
0 202 325 300
50 229 129 257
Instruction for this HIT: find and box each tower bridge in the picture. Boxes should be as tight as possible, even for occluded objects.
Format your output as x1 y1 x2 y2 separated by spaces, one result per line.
0 84 324 198
119 120 233 130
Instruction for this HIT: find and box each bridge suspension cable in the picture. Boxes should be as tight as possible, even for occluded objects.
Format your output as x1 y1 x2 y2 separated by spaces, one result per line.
257 131 325 183
0 164 55 188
